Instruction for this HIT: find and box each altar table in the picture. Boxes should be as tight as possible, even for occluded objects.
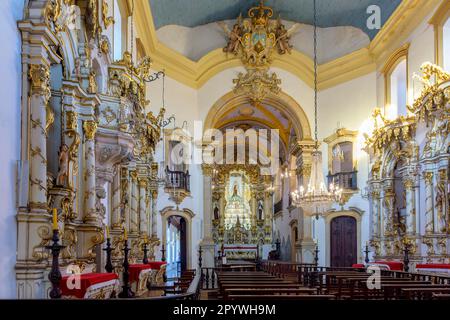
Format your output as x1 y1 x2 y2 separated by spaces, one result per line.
367 261 404 271
60 273 119 299
129 262 167 296
416 264 450 274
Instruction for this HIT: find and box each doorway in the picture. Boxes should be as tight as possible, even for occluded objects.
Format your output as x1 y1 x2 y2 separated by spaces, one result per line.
166 216 187 278
330 216 357 267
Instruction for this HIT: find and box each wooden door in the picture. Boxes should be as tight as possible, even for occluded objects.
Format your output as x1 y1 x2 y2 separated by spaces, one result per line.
179 217 187 272
330 216 357 267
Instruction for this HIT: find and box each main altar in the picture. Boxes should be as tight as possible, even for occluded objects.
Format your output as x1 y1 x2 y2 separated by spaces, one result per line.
209 165 274 261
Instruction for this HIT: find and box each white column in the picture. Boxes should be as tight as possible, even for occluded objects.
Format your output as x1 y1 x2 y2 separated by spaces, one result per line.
130 172 138 234
200 167 215 268
83 120 98 223
424 172 434 234
404 178 416 235
371 190 380 237
111 170 121 227
138 178 147 234
28 64 51 212
151 189 158 238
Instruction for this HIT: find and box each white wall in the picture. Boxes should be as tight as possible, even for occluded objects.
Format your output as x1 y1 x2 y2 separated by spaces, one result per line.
0 0 23 298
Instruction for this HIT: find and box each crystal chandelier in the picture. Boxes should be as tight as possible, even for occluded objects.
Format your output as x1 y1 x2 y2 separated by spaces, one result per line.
291 0 342 215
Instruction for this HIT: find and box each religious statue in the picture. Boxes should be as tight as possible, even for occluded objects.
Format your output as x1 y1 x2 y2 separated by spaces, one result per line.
214 205 220 220
232 183 239 197
258 201 264 220
88 70 97 94
56 144 69 186
73 58 81 82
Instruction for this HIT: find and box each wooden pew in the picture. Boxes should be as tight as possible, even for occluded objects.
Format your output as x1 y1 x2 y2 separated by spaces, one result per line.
228 294 336 300
223 288 317 299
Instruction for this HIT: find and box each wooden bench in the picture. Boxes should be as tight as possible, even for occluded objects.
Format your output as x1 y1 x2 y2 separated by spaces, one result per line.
228 294 336 300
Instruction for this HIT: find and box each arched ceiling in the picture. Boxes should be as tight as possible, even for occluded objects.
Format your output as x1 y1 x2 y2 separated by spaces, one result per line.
149 0 402 40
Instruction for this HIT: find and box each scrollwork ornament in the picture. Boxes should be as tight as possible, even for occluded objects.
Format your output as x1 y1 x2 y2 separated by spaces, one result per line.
83 120 98 140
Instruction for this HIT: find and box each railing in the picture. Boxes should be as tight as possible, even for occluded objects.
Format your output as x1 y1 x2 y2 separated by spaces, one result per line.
200 267 219 289
273 199 283 214
327 171 358 190
165 166 190 192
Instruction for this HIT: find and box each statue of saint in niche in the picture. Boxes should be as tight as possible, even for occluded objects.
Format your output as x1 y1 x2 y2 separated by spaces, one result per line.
214 205 220 220
258 201 264 220
56 144 69 187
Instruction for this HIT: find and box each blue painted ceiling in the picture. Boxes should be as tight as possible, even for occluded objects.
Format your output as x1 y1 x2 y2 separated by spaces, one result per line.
149 0 402 40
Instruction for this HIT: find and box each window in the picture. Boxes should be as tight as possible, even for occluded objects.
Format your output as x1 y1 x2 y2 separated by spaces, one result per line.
382 44 409 119
113 0 127 61
389 59 407 117
444 18 450 72
430 2 450 71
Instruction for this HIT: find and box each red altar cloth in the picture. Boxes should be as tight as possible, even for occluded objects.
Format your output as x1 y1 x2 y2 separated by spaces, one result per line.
374 261 404 271
352 264 365 269
60 273 118 299
416 264 450 269
129 262 167 283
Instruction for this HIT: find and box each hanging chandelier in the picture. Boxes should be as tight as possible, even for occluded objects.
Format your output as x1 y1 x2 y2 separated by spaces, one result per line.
291 0 342 215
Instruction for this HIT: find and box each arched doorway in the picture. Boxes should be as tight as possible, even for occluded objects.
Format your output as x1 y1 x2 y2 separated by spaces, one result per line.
330 216 357 267
166 215 187 277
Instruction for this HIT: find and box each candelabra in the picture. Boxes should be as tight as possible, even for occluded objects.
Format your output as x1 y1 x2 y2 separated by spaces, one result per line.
198 246 203 269
46 229 66 299
364 243 370 265
403 242 411 273
118 239 135 298
161 244 166 262
142 242 149 264
103 237 114 273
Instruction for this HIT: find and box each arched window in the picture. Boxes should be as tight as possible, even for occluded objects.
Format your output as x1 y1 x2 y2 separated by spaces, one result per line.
113 0 127 61
443 18 450 72
389 59 407 117
383 44 409 119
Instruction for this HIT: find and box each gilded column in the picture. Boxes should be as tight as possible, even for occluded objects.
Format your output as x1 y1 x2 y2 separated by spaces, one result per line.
382 188 394 237
111 170 121 227
436 170 447 233
83 120 98 222
250 191 257 226
151 189 158 238
404 177 416 235
264 190 273 242
424 172 434 234
371 190 380 237
28 64 51 211
138 178 148 234
130 171 139 234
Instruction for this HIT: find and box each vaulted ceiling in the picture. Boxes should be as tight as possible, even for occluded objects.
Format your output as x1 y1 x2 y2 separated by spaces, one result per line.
149 0 402 40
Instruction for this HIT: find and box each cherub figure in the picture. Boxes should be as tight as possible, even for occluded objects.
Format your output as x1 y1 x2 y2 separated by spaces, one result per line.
275 19 300 55
218 20 242 54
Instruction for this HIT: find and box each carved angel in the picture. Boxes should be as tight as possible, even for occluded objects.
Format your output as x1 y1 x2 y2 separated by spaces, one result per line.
218 19 242 54
274 19 300 54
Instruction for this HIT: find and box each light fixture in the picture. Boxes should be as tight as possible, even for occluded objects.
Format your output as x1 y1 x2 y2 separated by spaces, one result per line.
290 0 342 216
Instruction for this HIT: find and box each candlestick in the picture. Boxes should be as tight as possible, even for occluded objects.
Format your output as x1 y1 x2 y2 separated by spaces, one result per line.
52 208 58 230
123 227 127 240
118 239 135 298
45 229 66 298
142 241 149 264
103 237 114 273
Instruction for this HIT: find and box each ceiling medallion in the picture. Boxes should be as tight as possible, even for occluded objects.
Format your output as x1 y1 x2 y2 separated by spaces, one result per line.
219 1 299 104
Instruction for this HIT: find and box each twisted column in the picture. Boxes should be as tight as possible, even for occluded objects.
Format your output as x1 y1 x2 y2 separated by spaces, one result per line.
111 170 121 227
28 64 51 211
151 189 158 238
371 190 380 237
404 178 416 235
424 172 434 234
130 171 138 234
382 188 394 237
138 178 148 234
83 120 98 222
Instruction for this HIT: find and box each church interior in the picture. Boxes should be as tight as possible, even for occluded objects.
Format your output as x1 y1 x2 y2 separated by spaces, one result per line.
1 0 450 301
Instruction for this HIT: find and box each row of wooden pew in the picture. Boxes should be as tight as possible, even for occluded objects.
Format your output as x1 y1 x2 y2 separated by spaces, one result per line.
211 263 450 300
216 271 336 300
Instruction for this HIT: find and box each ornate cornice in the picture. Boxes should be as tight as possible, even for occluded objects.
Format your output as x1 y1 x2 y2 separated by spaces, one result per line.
134 0 439 90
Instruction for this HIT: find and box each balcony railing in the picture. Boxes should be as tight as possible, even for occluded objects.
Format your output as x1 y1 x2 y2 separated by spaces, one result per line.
165 166 190 192
327 171 358 190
